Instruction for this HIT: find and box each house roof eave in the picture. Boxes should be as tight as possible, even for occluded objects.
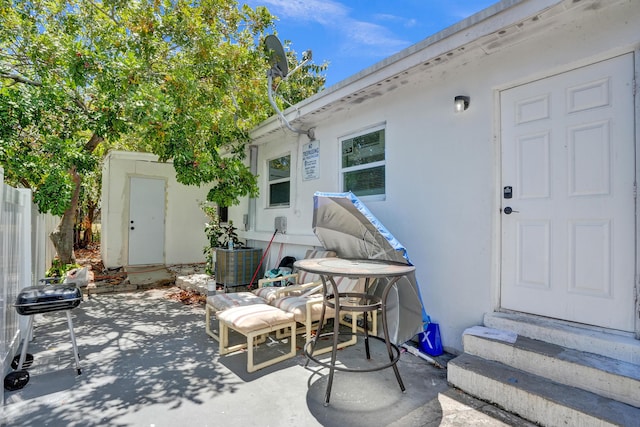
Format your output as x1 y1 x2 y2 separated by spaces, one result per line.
249 0 599 143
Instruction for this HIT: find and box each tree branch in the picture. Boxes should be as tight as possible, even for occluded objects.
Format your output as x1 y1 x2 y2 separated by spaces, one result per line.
84 133 104 153
0 72 42 86
85 0 120 26
71 92 89 114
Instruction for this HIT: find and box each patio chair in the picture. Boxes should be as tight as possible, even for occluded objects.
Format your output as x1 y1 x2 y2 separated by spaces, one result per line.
252 249 336 303
205 249 336 342
338 277 379 337
270 275 373 355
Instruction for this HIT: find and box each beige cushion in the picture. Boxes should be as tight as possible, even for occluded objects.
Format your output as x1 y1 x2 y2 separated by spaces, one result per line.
253 249 336 302
207 292 266 312
270 276 363 322
218 305 294 334
252 284 319 303
271 294 331 323
252 286 283 303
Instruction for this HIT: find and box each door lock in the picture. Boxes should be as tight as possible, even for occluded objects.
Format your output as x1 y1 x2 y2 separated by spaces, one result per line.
503 207 519 215
503 186 513 199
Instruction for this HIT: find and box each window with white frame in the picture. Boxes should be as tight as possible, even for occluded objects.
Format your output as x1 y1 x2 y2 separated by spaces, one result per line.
340 125 385 198
268 154 291 207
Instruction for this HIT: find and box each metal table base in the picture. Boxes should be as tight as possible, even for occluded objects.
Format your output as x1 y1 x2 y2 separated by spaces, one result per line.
295 258 415 406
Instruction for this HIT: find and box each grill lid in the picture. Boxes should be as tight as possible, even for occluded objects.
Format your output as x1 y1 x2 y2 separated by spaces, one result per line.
15 284 82 315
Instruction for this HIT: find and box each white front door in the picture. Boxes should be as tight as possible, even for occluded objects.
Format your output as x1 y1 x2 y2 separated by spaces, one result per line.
500 54 636 332
128 177 165 265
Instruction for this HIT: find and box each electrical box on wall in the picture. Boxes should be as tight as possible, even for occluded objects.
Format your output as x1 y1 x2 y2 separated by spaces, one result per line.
275 216 287 234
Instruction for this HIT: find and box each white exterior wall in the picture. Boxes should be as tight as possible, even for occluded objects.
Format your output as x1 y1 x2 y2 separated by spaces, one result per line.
240 1 640 352
101 151 209 268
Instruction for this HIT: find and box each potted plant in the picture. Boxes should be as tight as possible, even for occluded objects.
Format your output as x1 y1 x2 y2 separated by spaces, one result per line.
202 202 221 275
201 203 262 290
219 221 244 250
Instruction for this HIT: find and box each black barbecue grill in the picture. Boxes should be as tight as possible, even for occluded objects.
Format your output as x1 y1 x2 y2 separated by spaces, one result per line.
15 283 82 315
13 282 83 377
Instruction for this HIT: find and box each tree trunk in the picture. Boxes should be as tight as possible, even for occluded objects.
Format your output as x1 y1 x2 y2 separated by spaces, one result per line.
85 203 98 245
50 168 81 265
50 132 103 262
77 203 97 249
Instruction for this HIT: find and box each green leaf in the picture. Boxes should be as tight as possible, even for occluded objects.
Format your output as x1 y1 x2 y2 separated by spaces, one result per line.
1 0 326 260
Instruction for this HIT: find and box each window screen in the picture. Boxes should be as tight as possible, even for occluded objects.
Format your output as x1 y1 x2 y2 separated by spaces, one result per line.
268 154 291 207
341 127 385 197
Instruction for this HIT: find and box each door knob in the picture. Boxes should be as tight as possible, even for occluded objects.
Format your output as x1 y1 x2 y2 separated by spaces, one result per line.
503 207 519 215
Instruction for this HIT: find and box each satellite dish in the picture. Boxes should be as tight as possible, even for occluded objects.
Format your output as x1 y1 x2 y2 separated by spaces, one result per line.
265 35 289 78
264 35 315 140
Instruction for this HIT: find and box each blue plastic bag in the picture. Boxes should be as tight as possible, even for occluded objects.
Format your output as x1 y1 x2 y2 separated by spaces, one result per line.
263 267 293 287
419 322 443 356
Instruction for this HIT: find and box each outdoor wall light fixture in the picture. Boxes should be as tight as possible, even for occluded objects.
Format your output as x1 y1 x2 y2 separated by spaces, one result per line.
454 95 470 113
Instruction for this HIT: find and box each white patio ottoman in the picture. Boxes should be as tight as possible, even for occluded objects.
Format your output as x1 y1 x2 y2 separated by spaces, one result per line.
217 304 297 373
205 292 267 341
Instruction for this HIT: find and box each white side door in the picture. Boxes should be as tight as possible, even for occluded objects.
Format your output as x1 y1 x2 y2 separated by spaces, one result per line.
128 177 165 265
500 54 636 332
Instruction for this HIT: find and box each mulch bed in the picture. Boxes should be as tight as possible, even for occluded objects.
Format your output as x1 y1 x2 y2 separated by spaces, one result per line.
75 243 207 306
75 243 127 285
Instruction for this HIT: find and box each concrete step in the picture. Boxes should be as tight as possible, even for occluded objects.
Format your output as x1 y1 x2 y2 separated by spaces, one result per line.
462 332 640 407
448 353 640 427
484 312 640 365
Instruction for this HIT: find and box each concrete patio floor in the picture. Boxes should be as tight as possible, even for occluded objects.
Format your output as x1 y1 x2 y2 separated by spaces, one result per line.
2 287 536 427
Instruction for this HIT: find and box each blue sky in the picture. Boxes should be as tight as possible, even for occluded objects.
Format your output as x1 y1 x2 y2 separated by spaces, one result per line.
245 0 498 87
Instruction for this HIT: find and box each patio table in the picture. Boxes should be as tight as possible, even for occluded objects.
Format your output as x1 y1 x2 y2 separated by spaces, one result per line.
294 257 416 406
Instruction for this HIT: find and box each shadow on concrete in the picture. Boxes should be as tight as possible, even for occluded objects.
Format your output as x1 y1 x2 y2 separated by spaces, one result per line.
3 288 534 427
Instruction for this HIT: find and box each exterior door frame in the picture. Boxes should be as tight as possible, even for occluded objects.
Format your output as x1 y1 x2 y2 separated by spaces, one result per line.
634 48 640 340
494 50 640 339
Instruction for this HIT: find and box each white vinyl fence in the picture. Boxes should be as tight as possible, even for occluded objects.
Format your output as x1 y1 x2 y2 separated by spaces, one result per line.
1 168 57 406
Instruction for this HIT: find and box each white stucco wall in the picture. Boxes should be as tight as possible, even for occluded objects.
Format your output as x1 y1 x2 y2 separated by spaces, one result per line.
101 151 209 268
238 1 640 353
